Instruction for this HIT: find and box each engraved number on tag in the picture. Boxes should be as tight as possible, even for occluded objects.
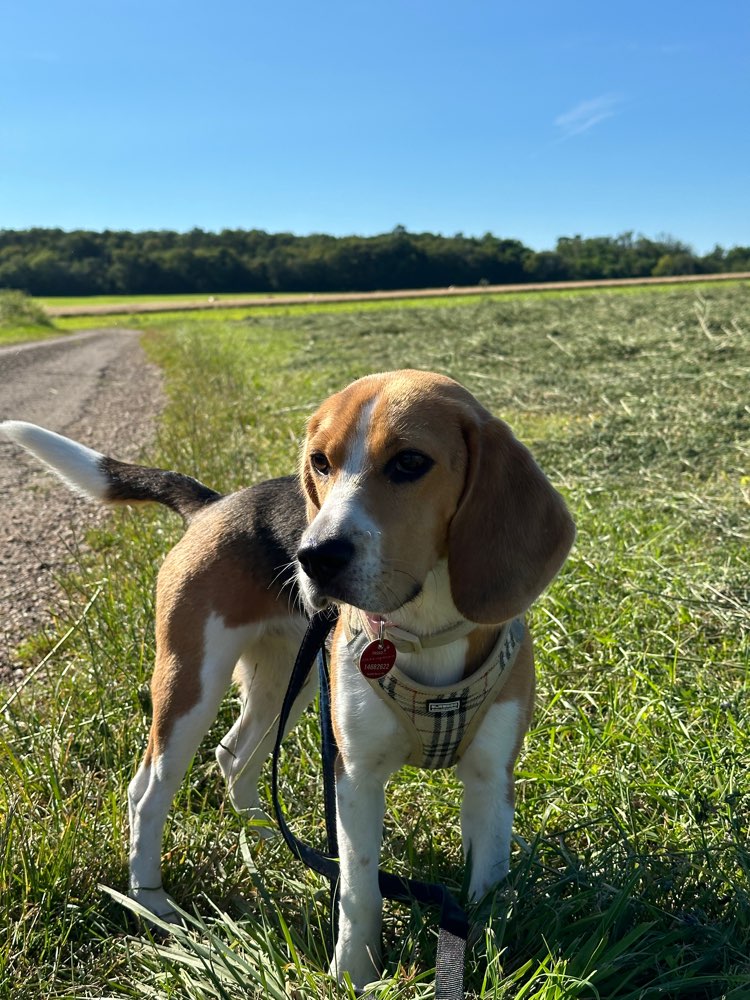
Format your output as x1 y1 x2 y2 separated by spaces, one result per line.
359 639 397 678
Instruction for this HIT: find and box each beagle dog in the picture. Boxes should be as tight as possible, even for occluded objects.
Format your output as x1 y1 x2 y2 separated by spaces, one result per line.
1 369 574 988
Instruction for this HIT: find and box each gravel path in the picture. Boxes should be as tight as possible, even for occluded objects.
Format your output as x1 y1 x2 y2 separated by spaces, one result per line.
0 329 164 683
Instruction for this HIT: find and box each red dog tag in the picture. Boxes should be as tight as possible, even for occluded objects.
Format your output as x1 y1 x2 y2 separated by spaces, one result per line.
359 639 397 678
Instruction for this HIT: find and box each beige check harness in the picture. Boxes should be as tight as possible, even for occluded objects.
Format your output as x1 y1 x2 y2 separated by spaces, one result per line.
345 615 525 770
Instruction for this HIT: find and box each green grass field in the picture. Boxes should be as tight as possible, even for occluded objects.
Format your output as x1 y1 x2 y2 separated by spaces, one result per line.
1 283 749 998
0 279 747 345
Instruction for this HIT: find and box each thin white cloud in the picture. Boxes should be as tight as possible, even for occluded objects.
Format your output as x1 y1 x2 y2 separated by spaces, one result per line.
554 94 623 139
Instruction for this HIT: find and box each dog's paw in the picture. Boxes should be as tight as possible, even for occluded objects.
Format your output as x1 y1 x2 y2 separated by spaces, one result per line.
129 887 184 930
329 945 382 993
468 882 519 949
236 804 277 840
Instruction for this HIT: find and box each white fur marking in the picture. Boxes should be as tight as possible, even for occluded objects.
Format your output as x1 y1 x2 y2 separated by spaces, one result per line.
342 399 375 476
315 400 376 535
0 421 109 500
383 560 470 686
298 400 383 609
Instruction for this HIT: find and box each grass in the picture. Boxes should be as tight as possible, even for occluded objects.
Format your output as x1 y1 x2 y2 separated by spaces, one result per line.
0 324 61 345
1 278 747 343
0 289 62 345
1 282 749 998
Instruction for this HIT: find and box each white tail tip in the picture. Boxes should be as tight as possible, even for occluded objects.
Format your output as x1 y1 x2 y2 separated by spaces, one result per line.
0 420 110 500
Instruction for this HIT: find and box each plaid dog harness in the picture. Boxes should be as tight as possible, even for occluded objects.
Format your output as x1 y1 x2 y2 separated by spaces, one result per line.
346 614 525 770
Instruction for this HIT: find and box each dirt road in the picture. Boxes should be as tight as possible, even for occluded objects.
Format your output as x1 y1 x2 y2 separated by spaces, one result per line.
0 329 164 682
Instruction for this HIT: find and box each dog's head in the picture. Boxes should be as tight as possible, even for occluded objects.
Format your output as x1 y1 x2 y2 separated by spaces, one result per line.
297 370 574 625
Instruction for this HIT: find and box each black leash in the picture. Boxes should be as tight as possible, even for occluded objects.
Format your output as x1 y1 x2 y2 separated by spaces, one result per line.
271 609 469 998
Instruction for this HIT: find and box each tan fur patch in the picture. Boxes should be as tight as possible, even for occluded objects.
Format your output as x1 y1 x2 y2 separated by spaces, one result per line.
494 629 535 805
147 504 292 759
462 625 504 680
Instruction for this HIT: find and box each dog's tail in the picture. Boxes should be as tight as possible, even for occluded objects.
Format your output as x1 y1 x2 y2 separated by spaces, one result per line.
0 421 221 521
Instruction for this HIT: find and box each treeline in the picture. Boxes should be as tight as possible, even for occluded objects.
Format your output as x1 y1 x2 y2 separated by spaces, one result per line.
1 226 748 297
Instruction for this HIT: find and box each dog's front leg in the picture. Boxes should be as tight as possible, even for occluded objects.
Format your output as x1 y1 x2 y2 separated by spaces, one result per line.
456 700 525 901
330 760 388 988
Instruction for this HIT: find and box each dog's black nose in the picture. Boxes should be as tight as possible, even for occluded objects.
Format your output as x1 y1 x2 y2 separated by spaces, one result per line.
298 537 355 586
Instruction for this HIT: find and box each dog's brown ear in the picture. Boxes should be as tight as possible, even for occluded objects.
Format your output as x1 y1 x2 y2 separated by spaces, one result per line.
448 415 575 624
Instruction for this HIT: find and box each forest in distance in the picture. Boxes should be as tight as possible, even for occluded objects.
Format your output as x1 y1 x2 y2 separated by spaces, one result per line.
2 225 749 297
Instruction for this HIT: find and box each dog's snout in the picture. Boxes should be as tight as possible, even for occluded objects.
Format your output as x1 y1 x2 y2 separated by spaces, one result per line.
298 537 355 585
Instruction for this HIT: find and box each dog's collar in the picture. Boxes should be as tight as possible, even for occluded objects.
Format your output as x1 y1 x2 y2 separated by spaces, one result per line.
357 610 475 654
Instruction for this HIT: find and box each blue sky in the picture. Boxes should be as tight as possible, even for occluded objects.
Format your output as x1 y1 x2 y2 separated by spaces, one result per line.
2 0 748 253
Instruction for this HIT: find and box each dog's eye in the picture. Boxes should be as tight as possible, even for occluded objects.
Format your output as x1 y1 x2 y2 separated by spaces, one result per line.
386 450 434 483
310 452 331 476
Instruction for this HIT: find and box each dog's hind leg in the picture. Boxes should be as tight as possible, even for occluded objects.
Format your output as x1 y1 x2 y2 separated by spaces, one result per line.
215 620 312 822
128 612 255 920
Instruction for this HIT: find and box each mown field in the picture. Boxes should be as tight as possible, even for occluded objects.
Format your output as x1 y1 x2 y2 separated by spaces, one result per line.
0 278 746 346
1 283 749 998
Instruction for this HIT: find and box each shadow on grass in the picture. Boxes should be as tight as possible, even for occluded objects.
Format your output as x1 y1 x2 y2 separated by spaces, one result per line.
466 828 750 999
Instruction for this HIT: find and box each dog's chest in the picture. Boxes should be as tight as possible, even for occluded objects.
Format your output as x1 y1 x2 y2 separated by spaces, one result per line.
331 619 518 772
